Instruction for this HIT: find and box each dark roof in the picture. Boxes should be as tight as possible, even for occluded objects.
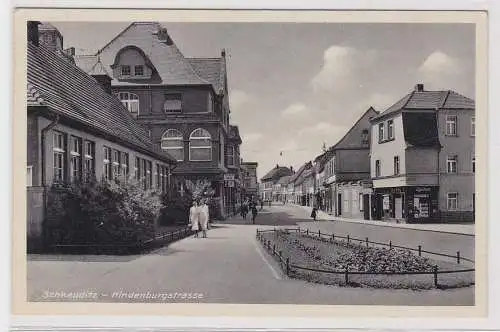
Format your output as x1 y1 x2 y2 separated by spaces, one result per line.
27 41 176 164
75 22 222 90
277 175 291 185
289 161 312 184
187 57 225 92
373 88 474 121
402 112 441 148
332 107 379 150
261 165 293 182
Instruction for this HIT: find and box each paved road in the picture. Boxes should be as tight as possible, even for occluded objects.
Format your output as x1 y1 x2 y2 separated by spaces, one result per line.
27 205 474 305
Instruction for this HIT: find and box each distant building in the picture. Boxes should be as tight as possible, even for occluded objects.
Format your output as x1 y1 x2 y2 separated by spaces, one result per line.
241 161 259 200
288 161 312 205
370 84 475 223
74 22 242 219
260 165 293 202
26 22 176 250
321 107 379 219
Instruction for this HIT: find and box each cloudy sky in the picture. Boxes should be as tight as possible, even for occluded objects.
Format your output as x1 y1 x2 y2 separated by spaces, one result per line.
53 22 475 178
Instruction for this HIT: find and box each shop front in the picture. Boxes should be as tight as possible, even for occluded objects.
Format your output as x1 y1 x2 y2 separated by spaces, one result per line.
372 186 439 223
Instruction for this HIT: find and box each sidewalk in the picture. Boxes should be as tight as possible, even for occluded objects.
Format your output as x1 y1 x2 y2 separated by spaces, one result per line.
294 204 475 236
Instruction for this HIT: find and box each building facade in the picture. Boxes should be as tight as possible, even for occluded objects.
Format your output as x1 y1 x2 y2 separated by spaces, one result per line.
370 84 475 223
260 165 293 203
241 161 259 200
26 22 177 250
74 22 242 219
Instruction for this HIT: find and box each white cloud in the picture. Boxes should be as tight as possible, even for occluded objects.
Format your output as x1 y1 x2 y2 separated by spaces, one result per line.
357 93 395 113
419 51 461 77
229 89 250 110
298 122 345 136
243 132 263 143
311 46 378 93
281 103 309 117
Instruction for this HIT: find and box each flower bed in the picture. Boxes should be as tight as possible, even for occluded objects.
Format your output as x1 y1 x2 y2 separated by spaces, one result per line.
260 229 474 289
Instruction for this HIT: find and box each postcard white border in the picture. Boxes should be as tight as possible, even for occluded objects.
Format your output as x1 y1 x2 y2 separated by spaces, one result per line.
5 1 499 330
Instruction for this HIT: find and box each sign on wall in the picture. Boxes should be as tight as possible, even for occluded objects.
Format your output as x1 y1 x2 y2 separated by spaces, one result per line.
382 195 390 210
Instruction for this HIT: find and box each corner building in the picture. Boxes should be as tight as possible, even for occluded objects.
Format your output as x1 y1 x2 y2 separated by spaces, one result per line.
75 22 241 219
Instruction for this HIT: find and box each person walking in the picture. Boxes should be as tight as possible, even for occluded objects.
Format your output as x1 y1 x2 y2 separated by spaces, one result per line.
311 206 318 221
189 200 200 238
251 201 258 224
199 199 210 238
241 200 248 220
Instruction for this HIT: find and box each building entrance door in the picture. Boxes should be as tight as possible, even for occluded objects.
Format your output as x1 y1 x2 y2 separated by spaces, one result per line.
337 194 342 216
395 196 403 219
363 194 370 220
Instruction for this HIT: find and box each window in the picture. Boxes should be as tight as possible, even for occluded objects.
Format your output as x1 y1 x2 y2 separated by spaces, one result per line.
361 129 369 145
156 164 160 189
112 150 121 180
359 193 363 212
375 160 381 177
447 156 458 173
122 152 129 181
225 145 235 166
387 120 394 140
142 159 147 190
189 128 212 161
103 146 112 181
447 193 458 211
163 94 182 113
121 65 131 76
134 65 144 76
393 156 400 175
147 160 153 190
446 115 458 136
472 155 476 173
378 123 385 142
135 157 141 182
471 116 476 136
27 166 33 187
84 140 95 178
70 136 82 181
117 92 139 114
161 129 184 161
53 131 66 182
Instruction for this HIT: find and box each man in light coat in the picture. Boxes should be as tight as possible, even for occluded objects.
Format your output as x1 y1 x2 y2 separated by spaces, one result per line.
189 200 200 238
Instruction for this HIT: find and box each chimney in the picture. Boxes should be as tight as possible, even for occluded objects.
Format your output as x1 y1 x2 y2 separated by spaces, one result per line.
290 166 294 173
221 48 226 57
415 84 424 92
64 47 75 56
27 21 40 46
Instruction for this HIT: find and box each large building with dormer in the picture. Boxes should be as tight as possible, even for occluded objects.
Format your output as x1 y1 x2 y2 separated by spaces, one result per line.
73 22 244 218
370 84 475 223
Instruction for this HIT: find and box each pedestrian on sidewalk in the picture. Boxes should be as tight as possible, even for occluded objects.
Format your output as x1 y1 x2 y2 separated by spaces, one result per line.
311 206 318 221
199 199 210 238
189 200 200 238
260 198 263 211
251 201 258 224
241 200 248 220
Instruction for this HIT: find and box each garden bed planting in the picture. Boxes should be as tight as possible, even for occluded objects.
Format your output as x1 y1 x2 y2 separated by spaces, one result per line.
260 229 474 289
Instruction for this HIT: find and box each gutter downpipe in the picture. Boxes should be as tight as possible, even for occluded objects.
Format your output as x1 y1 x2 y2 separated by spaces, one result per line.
40 114 59 248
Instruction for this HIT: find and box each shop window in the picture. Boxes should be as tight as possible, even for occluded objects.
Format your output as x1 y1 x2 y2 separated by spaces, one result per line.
359 193 363 212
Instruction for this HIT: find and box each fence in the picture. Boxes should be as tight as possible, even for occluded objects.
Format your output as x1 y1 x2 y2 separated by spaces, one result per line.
256 228 474 288
50 226 193 254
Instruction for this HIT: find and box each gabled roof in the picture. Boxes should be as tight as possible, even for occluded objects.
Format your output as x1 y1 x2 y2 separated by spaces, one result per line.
27 41 176 164
75 22 220 89
260 165 293 182
288 161 312 184
187 57 225 92
373 88 474 121
332 107 379 150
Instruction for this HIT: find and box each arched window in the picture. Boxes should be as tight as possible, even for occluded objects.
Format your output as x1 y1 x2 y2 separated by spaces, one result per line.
189 128 212 161
116 92 139 114
161 129 184 161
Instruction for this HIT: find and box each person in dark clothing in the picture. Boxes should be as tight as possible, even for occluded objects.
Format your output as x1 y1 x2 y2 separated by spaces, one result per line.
311 206 318 221
260 199 264 211
251 202 258 224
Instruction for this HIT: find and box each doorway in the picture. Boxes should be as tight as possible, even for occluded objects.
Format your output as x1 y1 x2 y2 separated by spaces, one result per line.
363 194 370 220
395 195 403 219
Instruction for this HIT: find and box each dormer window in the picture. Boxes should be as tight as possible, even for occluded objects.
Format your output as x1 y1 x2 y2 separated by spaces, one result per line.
134 65 144 76
121 65 131 76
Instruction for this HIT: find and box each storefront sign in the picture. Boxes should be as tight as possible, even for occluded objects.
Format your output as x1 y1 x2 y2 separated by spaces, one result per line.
415 187 432 193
